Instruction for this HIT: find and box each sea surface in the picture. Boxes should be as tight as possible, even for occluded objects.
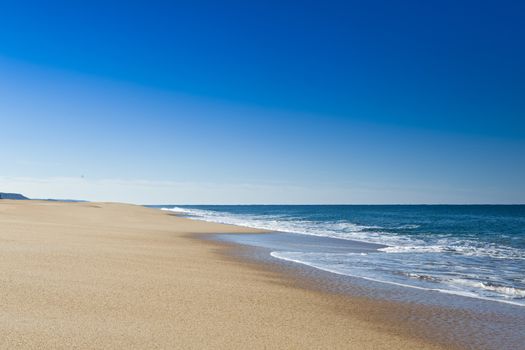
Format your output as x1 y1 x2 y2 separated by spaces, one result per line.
155 205 525 307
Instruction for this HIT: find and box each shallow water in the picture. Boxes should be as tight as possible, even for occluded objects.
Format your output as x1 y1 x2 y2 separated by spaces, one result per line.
214 231 525 350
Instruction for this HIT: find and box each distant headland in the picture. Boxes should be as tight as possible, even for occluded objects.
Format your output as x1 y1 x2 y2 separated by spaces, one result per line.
0 192 29 200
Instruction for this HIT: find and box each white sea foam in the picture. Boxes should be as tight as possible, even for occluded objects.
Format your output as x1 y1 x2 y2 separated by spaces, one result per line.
162 206 524 260
162 207 193 214
379 245 446 253
394 224 421 229
162 206 376 240
380 243 525 260
447 279 525 298
270 251 525 306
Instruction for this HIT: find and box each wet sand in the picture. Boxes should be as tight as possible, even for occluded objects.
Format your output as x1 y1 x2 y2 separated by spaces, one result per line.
0 200 447 349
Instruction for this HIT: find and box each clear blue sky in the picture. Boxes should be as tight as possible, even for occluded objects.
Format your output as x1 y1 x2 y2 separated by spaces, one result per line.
1 0 524 204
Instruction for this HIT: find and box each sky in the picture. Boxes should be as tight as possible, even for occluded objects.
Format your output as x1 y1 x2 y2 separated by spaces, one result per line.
0 0 524 204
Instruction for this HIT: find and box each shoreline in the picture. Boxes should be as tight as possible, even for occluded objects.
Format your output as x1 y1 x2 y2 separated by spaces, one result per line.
164 207 525 305
203 232 525 350
0 200 472 349
169 210 525 350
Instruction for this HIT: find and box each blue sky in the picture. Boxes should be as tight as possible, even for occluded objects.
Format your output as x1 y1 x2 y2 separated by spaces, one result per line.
1 1 524 204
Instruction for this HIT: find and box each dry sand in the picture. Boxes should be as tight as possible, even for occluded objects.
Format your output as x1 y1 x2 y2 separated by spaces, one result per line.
0 200 447 349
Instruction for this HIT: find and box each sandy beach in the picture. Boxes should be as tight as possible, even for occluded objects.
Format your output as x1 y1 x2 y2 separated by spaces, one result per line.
0 200 447 349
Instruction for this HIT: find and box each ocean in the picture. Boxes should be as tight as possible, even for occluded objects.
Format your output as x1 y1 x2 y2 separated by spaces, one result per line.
155 205 525 307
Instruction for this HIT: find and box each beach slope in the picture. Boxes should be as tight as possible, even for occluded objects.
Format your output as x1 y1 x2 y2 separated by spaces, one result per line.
0 200 444 349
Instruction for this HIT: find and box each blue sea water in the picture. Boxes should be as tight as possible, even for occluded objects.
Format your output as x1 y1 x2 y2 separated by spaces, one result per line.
156 205 525 306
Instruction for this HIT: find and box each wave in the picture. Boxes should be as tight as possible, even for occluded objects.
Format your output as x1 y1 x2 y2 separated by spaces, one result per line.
162 206 524 260
379 244 525 260
394 224 421 229
161 206 525 306
162 206 377 239
447 278 525 298
271 251 525 306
